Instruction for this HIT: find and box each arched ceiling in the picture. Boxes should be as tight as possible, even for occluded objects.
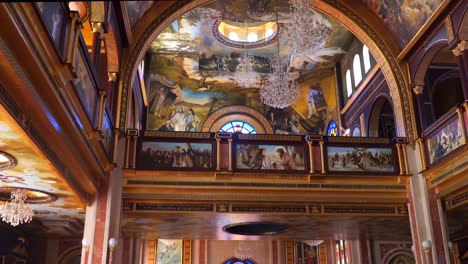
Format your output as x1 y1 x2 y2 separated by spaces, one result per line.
140 0 354 134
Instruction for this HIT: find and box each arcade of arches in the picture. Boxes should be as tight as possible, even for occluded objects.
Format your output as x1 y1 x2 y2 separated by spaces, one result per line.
0 1 467 264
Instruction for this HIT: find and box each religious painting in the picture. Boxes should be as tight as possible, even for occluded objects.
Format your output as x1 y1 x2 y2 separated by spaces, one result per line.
327 146 395 173
35 2 68 57
362 0 446 48
388 253 415 264
156 239 183 264
71 46 98 125
295 241 318 264
145 0 351 136
138 141 213 170
125 1 154 26
235 143 306 171
426 118 463 165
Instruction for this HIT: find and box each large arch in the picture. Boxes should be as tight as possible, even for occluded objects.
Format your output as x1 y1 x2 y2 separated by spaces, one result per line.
117 0 413 141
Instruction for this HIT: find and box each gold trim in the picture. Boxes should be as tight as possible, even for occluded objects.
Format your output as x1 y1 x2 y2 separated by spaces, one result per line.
413 85 424 95
397 0 452 60
416 138 427 171
91 22 104 36
319 140 325 174
108 72 118 82
228 138 233 171
396 144 404 175
452 40 468 56
285 240 294 264
138 68 148 107
183 240 191 264
402 143 409 175
216 137 221 171
97 90 105 131
456 107 467 144
308 141 314 173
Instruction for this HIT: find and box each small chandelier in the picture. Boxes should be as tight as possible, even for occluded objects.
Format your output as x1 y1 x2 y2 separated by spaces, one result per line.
234 51 260 88
233 242 252 261
280 0 331 62
260 55 300 109
0 189 34 226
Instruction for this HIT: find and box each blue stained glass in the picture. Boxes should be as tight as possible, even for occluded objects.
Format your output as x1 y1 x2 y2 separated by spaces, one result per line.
327 120 338 136
219 121 256 134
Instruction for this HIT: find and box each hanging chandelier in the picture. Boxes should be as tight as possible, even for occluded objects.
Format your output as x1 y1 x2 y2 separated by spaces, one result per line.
280 0 332 63
233 242 252 261
0 189 34 226
234 50 260 88
260 53 300 109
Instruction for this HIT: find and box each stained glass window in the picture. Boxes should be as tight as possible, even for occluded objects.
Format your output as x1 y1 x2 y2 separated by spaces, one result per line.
327 120 338 136
224 258 254 264
353 54 362 85
363 45 371 73
220 121 256 134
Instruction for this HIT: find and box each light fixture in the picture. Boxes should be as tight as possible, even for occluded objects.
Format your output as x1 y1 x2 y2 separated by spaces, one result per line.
280 0 332 67
233 241 252 261
421 240 432 253
259 1 300 109
82 238 89 250
234 50 260 89
260 55 300 109
447 241 454 250
0 189 34 226
109 237 118 252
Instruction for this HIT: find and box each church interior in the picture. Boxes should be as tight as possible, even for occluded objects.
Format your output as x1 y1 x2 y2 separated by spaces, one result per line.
0 0 467 263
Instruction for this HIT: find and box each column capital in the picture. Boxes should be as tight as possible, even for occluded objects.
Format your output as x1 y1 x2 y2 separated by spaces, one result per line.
452 40 468 56
412 85 424 95
108 72 118 82
91 22 105 36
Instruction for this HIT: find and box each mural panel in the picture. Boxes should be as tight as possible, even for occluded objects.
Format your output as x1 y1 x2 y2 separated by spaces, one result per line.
139 141 213 170
125 1 154 26
327 146 395 173
426 118 463 164
157 239 183 264
235 144 306 171
35 2 68 55
145 0 351 135
362 0 445 47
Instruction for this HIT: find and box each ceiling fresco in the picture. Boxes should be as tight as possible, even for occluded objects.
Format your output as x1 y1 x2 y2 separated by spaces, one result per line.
125 1 154 26
145 0 354 135
362 0 445 48
0 104 85 230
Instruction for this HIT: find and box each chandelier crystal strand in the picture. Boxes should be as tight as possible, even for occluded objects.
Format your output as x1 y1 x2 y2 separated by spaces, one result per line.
234 50 260 88
260 56 300 109
280 0 332 61
0 189 34 226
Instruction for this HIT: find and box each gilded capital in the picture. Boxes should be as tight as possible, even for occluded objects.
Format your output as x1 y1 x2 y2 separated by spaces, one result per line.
91 22 105 35
412 85 424 95
108 72 118 82
452 40 468 56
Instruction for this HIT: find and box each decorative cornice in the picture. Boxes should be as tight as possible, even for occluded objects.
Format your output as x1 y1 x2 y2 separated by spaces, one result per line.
108 72 118 82
452 40 468 56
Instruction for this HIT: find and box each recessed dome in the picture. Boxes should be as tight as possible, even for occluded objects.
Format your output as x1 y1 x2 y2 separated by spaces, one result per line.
223 222 288 235
214 19 278 48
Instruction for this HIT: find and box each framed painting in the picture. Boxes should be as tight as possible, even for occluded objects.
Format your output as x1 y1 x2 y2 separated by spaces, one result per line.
70 40 99 126
425 117 463 165
157 239 183 264
234 143 307 172
326 146 396 174
295 241 318 264
35 2 69 60
137 138 215 170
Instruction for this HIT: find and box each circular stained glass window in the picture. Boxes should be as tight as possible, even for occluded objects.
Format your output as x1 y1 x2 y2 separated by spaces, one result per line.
220 121 256 134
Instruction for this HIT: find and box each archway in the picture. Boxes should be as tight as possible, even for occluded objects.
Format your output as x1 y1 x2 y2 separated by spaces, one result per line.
117 0 412 140
369 96 396 138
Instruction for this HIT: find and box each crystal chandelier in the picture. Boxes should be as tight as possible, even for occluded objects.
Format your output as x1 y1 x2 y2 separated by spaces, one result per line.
280 0 332 62
260 55 300 109
0 189 34 226
233 242 252 261
234 50 260 88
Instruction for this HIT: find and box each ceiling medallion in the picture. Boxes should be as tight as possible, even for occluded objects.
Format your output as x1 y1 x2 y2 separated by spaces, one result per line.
0 187 57 204
213 18 281 49
0 189 35 226
0 151 17 171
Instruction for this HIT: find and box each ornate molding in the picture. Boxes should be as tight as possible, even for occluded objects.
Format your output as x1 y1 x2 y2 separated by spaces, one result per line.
413 85 424 95
452 40 468 56
108 72 118 82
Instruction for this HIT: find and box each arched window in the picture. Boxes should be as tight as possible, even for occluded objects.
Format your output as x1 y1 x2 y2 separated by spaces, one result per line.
247 32 258 42
362 45 371 73
353 54 362 86
345 70 352 97
229 32 239 41
224 258 255 264
352 127 361 137
220 121 257 134
327 120 338 136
